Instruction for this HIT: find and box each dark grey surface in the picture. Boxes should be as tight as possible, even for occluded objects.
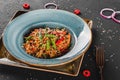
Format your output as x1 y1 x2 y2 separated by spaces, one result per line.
0 0 120 80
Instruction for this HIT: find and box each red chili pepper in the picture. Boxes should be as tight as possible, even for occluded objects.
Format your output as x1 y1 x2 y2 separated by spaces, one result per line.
60 37 64 41
74 9 81 15
31 47 35 51
23 3 30 9
56 40 61 45
83 69 91 77
61 31 67 35
56 37 64 45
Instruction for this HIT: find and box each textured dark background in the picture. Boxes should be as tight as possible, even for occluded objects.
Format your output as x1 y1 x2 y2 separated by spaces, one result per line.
0 0 120 80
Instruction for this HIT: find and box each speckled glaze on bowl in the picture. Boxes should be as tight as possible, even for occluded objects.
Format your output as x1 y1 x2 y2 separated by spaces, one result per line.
3 9 92 67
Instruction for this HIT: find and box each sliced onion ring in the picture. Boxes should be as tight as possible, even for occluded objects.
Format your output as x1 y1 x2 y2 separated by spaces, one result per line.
44 3 58 9
100 8 115 19
112 11 120 23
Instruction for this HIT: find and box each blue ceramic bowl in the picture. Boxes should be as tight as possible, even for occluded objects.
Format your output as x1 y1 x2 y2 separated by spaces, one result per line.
3 9 92 67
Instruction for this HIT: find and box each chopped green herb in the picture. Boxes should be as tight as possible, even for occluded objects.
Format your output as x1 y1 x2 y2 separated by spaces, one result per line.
37 33 42 40
42 44 46 48
42 53 47 59
25 36 32 41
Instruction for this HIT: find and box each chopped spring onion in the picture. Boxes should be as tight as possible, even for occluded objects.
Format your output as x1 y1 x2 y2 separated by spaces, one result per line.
39 33 42 40
46 34 56 38
51 39 56 49
46 40 50 50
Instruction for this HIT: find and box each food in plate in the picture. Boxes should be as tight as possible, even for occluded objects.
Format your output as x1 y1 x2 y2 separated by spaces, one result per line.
23 27 71 59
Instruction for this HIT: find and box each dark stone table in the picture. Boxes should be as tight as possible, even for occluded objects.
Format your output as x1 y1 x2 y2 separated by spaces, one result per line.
0 0 120 80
